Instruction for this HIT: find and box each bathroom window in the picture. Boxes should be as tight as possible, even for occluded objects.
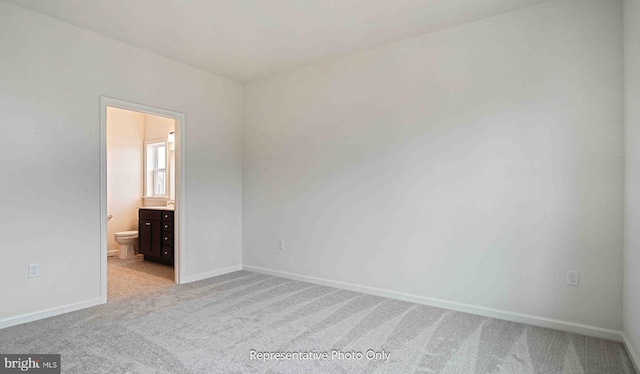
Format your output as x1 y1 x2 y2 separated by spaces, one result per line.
145 140 168 197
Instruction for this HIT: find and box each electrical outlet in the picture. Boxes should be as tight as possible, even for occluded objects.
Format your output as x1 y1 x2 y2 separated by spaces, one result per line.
278 240 284 250
567 270 579 287
29 263 40 278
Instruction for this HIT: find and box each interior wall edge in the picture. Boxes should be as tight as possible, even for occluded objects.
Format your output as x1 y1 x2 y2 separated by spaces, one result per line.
242 264 624 342
623 0 640 368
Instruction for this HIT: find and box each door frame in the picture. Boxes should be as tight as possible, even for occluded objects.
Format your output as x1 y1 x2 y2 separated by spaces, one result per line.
100 96 186 303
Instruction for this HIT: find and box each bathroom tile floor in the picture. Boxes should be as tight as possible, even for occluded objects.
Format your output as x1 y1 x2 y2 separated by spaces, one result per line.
107 255 175 301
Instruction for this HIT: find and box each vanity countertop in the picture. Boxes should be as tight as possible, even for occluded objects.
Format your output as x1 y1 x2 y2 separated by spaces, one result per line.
138 206 175 211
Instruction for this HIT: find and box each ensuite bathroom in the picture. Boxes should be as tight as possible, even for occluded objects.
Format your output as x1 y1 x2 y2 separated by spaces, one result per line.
106 106 177 301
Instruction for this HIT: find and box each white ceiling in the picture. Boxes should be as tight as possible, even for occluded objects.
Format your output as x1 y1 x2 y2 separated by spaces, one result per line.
5 0 550 82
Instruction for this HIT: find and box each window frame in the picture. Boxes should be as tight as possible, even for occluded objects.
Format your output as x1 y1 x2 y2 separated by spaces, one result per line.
143 138 169 198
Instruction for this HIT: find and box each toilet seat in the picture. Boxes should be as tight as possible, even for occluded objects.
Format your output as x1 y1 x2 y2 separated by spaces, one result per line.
114 230 138 238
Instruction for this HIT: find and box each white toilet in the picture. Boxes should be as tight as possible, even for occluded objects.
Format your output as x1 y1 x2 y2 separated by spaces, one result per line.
114 231 138 259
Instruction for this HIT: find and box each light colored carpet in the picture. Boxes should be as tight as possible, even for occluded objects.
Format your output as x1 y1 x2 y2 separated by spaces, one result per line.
107 255 174 301
0 271 635 373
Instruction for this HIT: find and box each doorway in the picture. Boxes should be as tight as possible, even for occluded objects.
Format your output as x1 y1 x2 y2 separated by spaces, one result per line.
100 97 185 304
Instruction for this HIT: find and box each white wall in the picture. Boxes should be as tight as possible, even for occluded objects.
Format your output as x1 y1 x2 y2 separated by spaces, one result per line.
0 1 242 323
243 0 624 330
106 107 144 253
624 0 640 364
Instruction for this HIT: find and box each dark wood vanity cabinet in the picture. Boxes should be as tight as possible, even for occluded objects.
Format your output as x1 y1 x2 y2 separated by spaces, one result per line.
138 208 174 266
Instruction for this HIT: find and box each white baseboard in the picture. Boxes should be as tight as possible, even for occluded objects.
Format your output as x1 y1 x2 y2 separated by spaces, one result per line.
622 333 640 373
180 264 243 284
243 265 623 342
1 265 242 330
0 298 101 330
